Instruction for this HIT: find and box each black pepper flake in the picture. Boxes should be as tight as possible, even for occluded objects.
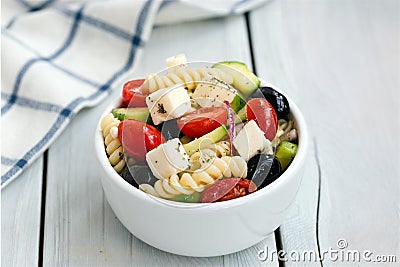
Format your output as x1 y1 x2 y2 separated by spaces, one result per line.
157 103 167 114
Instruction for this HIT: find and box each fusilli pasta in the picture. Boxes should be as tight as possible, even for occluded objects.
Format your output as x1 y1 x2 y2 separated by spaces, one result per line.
100 113 126 173
189 141 231 170
142 68 234 93
212 140 231 157
139 156 247 199
272 119 297 147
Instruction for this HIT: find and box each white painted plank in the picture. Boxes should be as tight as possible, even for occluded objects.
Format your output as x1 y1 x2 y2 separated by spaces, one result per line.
1 157 43 267
43 15 277 266
250 0 399 265
249 2 322 266
224 234 279 267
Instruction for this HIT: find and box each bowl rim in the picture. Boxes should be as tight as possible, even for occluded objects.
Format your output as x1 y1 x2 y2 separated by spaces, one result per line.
94 80 309 210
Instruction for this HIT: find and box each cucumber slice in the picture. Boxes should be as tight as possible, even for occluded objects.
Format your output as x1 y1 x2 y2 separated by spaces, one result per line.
171 192 201 203
235 106 247 124
230 94 246 112
212 61 260 95
275 141 298 170
183 126 227 156
112 108 150 122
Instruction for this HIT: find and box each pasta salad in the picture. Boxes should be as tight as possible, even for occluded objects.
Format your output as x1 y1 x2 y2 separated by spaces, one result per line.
100 54 298 203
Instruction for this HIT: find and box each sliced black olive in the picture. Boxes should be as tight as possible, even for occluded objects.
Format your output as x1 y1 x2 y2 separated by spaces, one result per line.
155 119 182 140
247 154 282 189
258 87 290 119
121 165 158 188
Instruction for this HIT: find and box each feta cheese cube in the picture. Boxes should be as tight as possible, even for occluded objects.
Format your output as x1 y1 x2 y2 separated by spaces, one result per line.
192 76 237 108
146 86 191 125
146 138 190 180
233 120 273 161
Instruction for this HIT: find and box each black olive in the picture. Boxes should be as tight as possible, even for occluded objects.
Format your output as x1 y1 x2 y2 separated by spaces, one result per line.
121 165 158 188
259 157 282 189
257 87 290 119
155 119 182 140
247 154 282 189
247 154 273 186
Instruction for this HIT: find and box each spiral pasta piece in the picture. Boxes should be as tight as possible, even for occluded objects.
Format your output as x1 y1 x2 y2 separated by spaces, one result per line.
100 113 126 173
143 68 234 93
189 141 231 170
140 173 203 199
213 141 231 157
272 119 297 147
139 156 247 199
193 156 247 180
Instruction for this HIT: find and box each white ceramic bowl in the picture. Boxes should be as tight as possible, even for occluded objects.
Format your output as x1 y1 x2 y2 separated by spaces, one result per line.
94 81 309 257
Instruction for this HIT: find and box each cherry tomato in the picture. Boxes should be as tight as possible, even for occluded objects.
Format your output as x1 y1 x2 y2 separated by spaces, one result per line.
118 119 165 162
176 107 227 138
218 179 257 202
246 98 278 141
122 79 148 107
202 178 241 203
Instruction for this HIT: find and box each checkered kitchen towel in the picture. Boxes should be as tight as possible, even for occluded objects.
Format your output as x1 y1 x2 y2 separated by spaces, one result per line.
1 0 266 187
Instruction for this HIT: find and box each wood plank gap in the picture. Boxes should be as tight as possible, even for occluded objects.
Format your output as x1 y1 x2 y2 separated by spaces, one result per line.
244 12 257 74
313 138 323 267
273 228 285 267
38 150 48 267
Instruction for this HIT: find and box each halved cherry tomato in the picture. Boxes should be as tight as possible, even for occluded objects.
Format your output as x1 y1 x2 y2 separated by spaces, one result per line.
118 119 165 162
122 79 148 107
176 107 227 138
246 98 278 141
202 178 241 203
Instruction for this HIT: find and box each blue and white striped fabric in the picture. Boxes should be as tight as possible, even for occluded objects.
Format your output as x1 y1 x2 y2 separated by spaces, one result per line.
1 0 266 188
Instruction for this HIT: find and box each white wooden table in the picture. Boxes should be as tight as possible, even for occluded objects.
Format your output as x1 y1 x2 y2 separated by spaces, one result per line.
2 1 399 266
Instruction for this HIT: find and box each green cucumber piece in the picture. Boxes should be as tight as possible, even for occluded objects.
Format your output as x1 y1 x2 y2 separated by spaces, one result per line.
230 94 246 112
235 106 247 124
171 192 201 203
183 126 227 156
212 61 260 95
112 108 150 122
275 141 298 170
